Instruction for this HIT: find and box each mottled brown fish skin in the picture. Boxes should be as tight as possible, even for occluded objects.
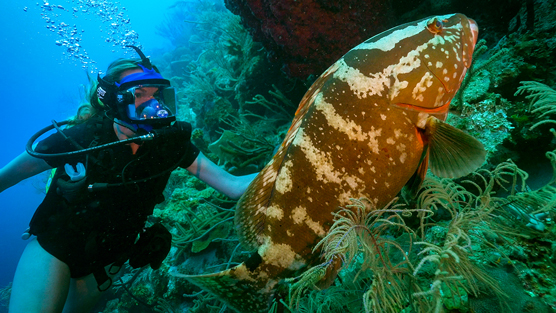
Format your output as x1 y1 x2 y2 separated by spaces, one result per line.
183 13 479 313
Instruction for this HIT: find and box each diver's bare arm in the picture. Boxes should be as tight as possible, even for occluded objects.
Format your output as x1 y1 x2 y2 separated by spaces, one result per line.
0 152 52 193
186 152 258 200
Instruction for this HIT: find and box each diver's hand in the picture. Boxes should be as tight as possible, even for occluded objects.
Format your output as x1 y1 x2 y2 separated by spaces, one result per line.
186 152 258 200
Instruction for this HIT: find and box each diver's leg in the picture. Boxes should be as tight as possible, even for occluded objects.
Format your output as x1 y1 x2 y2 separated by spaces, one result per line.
62 264 121 313
9 238 71 313
62 273 102 313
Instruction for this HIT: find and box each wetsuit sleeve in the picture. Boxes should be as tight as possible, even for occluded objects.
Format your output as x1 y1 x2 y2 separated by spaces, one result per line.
34 123 93 168
179 141 200 169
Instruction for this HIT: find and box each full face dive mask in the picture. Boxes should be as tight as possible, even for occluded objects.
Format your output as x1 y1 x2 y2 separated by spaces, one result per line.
96 46 177 132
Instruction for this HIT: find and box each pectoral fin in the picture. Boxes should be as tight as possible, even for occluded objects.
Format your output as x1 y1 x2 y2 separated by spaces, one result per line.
425 116 486 178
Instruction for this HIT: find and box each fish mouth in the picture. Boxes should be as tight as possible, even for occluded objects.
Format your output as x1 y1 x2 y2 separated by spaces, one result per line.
393 101 451 113
469 18 479 48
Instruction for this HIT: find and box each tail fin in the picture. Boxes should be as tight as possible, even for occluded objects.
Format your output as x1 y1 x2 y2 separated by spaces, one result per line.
171 263 276 313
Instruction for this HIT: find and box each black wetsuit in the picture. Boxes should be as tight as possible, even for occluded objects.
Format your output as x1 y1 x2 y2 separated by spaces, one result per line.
29 117 199 278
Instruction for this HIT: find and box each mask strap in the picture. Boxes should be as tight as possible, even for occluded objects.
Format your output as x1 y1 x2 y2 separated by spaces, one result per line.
126 45 157 72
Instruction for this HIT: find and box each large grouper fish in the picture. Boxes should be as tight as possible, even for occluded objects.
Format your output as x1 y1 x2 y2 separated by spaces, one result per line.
174 13 484 312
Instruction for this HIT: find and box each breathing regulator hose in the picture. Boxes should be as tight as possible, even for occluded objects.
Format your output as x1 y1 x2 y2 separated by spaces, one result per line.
26 119 153 159
26 119 192 192
26 119 191 160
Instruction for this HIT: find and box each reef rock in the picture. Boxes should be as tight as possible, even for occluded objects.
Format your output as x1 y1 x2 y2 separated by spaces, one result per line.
224 0 394 78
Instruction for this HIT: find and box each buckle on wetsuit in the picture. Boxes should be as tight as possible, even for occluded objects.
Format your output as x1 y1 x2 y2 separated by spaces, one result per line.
94 269 113 292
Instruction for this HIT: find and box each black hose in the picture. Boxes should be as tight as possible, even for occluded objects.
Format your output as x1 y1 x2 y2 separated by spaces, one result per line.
26 119 191 192
26 119 154 160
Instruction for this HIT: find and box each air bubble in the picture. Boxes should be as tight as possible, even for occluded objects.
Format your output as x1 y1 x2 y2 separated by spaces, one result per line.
34 0 141 73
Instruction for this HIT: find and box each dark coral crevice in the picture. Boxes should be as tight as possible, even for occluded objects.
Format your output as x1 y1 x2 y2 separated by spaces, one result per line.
224 0 395 78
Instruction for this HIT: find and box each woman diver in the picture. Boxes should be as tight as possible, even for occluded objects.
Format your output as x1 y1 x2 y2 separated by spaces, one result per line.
0 47 258 313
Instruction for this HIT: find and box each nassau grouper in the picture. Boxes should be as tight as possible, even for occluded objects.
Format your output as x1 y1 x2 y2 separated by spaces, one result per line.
175 13 484 312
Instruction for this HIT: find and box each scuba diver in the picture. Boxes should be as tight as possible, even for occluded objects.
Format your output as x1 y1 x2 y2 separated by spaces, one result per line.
0 46 258 313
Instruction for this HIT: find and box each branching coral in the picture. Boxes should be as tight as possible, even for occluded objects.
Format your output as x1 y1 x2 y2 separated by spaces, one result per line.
173 8 262 134
154 298 176 313
207 84 297 171
286 198 428 312
454 39 508 110
412 179 506 313
207 129 274 170
171 202 233 251
410 170 508 312
515 81 556 130
187 291 225 313
242 84 296 122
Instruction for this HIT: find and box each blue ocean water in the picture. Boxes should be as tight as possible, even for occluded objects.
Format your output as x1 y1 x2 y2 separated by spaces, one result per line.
0 0 179 289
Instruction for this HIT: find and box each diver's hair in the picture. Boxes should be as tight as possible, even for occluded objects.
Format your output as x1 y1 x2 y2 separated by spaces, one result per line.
68 58 143 125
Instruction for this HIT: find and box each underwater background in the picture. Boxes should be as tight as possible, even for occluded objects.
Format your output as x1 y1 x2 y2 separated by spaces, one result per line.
2 0 556 312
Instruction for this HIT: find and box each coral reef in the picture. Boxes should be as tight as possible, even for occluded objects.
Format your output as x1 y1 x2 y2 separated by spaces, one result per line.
516 81 556 130
152 0 306 175
222 0 530 79
445 1 556 177
97 149 556 312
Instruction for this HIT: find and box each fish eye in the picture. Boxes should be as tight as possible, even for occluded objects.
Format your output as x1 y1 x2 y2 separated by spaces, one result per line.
426 17 443 34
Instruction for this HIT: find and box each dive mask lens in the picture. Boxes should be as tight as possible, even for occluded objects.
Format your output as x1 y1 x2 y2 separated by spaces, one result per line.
124 85 177 123
138 99 169 119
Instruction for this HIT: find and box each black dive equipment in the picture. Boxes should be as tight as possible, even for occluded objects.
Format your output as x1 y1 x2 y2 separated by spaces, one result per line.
26 119 154 159
26 119 192 159
25 45 185 293
26 118 190 291
26 118 192 158
26 119 193 189
94 222 173 292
